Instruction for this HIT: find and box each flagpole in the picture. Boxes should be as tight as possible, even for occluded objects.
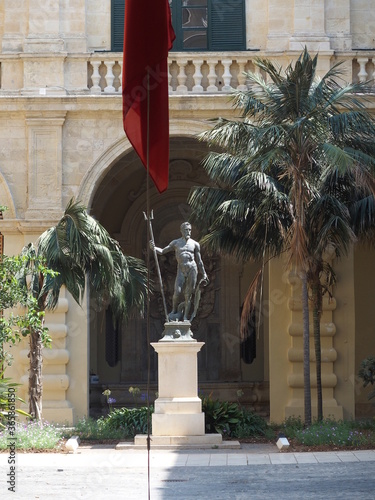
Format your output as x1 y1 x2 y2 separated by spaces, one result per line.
145 70 151 500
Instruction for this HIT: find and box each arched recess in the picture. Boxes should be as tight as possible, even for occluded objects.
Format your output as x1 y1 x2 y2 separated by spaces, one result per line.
82 122 269 416
77 119 212 210
0 173 17 218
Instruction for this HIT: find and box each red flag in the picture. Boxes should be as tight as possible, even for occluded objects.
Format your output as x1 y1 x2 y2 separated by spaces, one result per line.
122 0 175 193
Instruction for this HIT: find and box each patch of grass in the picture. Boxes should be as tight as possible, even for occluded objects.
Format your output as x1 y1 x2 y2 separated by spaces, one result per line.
272 417 375 448
0 420 63 450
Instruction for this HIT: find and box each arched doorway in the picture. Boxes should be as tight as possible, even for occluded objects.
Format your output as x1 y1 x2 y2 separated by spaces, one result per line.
87 136 269 415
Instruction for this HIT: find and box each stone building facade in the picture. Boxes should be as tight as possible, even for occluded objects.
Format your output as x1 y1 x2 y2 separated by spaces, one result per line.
0 0 375 424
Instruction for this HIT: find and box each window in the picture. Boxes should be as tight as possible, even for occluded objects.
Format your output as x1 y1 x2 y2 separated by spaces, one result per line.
111 0 246 52
111 0 125 52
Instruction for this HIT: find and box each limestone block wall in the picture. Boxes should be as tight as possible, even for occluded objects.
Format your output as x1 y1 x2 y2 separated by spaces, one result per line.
351 0 375 49
325 0 352 50
86 0 111 51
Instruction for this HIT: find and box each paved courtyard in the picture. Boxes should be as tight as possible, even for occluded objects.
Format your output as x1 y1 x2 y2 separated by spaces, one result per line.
1 444 375 499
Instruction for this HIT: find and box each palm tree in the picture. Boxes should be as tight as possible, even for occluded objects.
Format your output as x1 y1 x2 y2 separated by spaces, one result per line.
189 48 375 425
304 190 356 420
20 199 148 420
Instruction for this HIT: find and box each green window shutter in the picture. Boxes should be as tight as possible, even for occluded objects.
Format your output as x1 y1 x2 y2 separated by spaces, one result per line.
208 0 246 51
111 0 246 52
111 0 125 52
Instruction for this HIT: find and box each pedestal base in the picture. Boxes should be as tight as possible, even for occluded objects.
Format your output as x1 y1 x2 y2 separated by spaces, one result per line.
152 411 205 436
160 321 194 341
133 336 229 449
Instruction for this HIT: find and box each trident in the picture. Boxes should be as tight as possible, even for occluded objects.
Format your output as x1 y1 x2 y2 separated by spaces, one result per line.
144 210 169 323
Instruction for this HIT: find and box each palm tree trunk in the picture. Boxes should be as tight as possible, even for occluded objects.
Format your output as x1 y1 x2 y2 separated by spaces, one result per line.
28 328 43 421
312 282 323 421
301 272 311 426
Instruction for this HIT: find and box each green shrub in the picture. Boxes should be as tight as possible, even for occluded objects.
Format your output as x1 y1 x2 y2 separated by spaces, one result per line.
358 357 375 400
0 375 30 428
276 416 305 439
201 395 267 438
98 406 152 437
202 396 242 435
233 408 268 438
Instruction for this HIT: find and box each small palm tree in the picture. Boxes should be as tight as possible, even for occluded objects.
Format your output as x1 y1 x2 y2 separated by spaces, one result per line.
20 199 148 420
189 48 375 425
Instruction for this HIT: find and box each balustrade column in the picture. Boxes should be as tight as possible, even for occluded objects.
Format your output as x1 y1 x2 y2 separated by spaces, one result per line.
206 61 218 92
176 60 188 93
118 62 123 93
192 60 204 93
357 58 369 83
90 61 102 94
104 61 116 93
222 59 233 92
237 61 248 91
168 62 174 93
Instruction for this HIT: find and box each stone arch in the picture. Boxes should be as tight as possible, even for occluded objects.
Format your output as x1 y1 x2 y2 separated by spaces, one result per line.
0 173 17 218
77 135 133 208
77 119 211 210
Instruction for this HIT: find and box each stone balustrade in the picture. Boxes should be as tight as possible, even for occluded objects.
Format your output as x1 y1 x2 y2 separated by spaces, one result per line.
0 52 373 95
86 52 375 95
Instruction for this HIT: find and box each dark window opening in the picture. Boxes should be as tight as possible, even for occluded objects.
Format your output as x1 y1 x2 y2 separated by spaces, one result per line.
112 0 246 52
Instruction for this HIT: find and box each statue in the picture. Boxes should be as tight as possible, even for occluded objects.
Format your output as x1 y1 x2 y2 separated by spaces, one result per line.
150 222 208 324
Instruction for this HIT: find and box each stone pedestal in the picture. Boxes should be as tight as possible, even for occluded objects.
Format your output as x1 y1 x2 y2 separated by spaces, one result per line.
135 330 223 448
152 340 205 437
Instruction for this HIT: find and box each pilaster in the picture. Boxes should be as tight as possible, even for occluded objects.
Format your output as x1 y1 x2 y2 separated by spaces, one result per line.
325 0 352 51
25 112 66 219
1 0 28 53
289 0 330 51
19 290 74 424
285 269 343 420
266 0 294 51
24 0 64 54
